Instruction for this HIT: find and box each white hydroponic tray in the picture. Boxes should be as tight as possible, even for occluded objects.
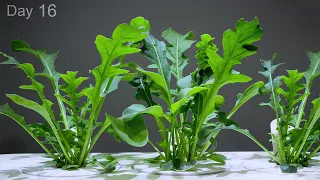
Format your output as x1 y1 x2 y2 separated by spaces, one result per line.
0 152 319 180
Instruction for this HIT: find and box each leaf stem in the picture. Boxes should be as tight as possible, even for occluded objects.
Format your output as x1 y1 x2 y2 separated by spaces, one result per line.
148 139 165 159
292 109 320 162
308 144 320 159
86 119 111 156
230 128 281 164
22 124 56 159
78 76 115 166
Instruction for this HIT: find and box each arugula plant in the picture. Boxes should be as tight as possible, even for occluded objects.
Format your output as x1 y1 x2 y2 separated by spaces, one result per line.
222 53 320 173
0 17 150 171
259 53 320 172
106 18 265 171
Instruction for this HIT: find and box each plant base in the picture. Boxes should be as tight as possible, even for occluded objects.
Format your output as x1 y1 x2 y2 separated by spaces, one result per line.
21 162 122 177
279 164 297 173
242 158 320 175
131 160 230 176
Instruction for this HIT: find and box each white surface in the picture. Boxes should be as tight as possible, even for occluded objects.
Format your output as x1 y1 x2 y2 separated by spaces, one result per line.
0 152 319 180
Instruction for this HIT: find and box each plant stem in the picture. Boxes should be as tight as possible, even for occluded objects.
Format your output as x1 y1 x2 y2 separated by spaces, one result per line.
30 78 72 160
304 138 317 154
46 137 60 156
23 125 56 159
231 128 281 164
295 86 310 128
197 130 220 159
51 80 69 130
292 109 320 162
308 144 320 159
197 142 211 159
148 139 165 159
190 134 198 161
175 128 184 160
155 117 166 139
170 125 175 159
85 120 111 156
78 112 95 166
190 86 219 161
269 76 286 162
78 76 115 166
288 119 309 160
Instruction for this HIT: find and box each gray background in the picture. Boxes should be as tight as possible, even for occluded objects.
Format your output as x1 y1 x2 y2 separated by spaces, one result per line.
0 0 319 153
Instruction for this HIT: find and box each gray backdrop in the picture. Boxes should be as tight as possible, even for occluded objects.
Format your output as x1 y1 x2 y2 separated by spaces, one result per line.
0 0 319 153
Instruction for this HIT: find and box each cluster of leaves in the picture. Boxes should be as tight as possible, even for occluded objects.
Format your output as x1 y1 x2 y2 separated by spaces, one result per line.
258 52 320 173
0 17 150 170
107 18 266 171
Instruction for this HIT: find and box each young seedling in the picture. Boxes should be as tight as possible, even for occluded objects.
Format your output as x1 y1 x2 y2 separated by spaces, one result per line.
107 18 266 171
0 17 150 171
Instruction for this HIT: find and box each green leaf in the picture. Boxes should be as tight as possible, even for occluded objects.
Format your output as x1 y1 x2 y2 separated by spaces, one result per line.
305 51 320 86
121 104 163 119
59 71 88 109
259 54 284 111
191 93 203 119
296 51 320 127
280 164 297 173
173 159 197 171
83 19 149 115
11 39 69 128
130 16 150 35
19 82 44 92
199 124 222 147
92 30 143 79
207 18 262 87
0 52 20 65
129 63 171 104
287 128 303 145
17 63 35 78
206 153 227 164
28 122 55 140
61 129 77 146
141 34 171 90
106 104 163 147
0 104 25 125
277 70 306 107
214 95 225 109
62 164 79 170
310 97 320 120
12 40 60 83
195 34 218 70
95 157 118 173
218 112 238 126
55 94 72 107
162 28 195 80
160 160 173 171
5 94 61 146
104 76 123 95
171 87 207 114
228 81 265 118
0 103 57 159
60 71 88 89
6 94 53 124
177 75 193 89
89 22 148 105
16 63 49 101
129 75 156 106
107 114 147 147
